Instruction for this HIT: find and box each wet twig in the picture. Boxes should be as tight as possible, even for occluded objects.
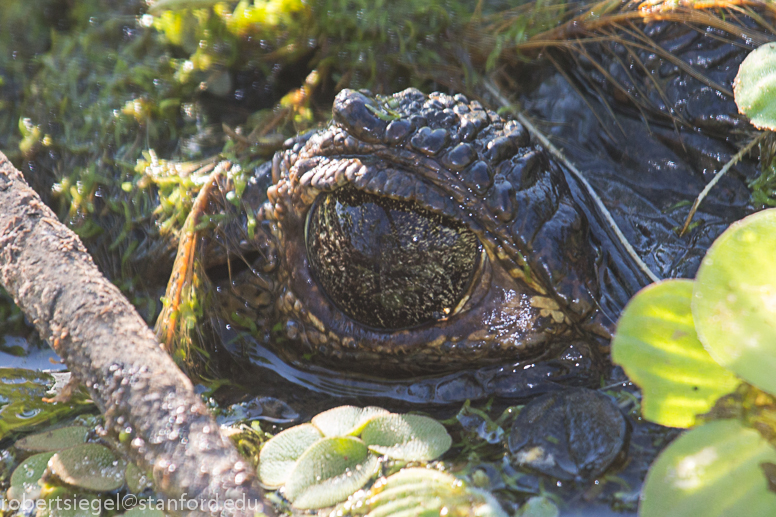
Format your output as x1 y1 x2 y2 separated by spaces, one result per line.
680 131 767 236
0 153 274 517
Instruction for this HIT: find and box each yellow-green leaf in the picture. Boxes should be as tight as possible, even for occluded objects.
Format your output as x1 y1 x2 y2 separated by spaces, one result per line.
284 436 379 509
612 279 739 428
48 444 126 492
517 497 559 517
258 423 323 487
125 462 152 494
311 405 389 437
8 451 56 501
734 43 776 130
641 419 776 517
361 414 452 461
353 468 508 517
15 426 89 452
693 209 776 396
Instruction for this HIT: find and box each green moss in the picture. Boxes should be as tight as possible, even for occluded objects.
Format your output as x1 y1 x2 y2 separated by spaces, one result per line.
151 0 478 93
0 0 65 161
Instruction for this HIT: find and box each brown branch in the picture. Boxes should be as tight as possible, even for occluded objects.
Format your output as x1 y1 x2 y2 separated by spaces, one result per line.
0 152 274 517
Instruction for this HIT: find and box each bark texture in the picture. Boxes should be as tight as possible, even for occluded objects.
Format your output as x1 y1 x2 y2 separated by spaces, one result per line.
0 153 273 517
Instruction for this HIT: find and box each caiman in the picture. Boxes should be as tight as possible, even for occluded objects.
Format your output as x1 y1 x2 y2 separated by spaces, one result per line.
202 87 620 404
196 16 759 407
169 14 762 487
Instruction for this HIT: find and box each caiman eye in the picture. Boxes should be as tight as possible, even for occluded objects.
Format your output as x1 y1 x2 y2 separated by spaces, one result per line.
306 187 480 330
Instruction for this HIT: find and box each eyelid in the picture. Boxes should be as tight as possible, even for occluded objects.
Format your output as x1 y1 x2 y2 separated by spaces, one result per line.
450 246 487 317
449 245 491 321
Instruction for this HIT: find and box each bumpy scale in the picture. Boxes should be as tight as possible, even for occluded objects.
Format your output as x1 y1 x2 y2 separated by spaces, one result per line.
260 88 609 375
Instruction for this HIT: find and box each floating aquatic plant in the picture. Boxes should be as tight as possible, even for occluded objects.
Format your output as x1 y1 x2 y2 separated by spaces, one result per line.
7 451 55 501
258 405 452 509
336 468 510 517
47 443 126 493
6 426 159 515
612 281 739 429
613 209 776 516
14 426 89 453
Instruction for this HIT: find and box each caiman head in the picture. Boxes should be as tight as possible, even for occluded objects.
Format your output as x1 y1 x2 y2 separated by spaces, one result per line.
253 88 610 375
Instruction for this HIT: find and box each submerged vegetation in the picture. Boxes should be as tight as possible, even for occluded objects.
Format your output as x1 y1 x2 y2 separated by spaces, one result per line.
3 0 776 516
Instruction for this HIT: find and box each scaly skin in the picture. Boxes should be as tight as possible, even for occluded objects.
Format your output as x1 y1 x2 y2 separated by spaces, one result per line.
195 19 757 389
257 88 615 376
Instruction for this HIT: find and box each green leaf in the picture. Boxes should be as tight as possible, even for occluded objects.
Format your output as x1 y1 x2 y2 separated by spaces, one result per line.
517 497 559 517
361 414 452 461
612 280 739 428
7 451 56 501
356 468 508 517
125 462 152 494
365 468 462 505
641 419 776 517
284 436 379 509
693 209 776 396
311 405 389 437
734 42 776 130
258 423 323 487
15 426 89 452
48 443 126 492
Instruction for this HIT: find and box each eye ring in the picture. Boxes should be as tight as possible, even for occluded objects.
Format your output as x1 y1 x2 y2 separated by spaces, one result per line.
305 186 482 331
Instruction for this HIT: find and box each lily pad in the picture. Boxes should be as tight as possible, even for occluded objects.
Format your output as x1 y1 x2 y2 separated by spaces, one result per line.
284 436 379 509
15 426 89 452
612 280 739 428
355 468 508 517
641 419 776 517
361 414 452 461
734 43 776 130
693 209 776 396
7 451 56 501
311 406 389 437
48 443 126 492
258 423 323 487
